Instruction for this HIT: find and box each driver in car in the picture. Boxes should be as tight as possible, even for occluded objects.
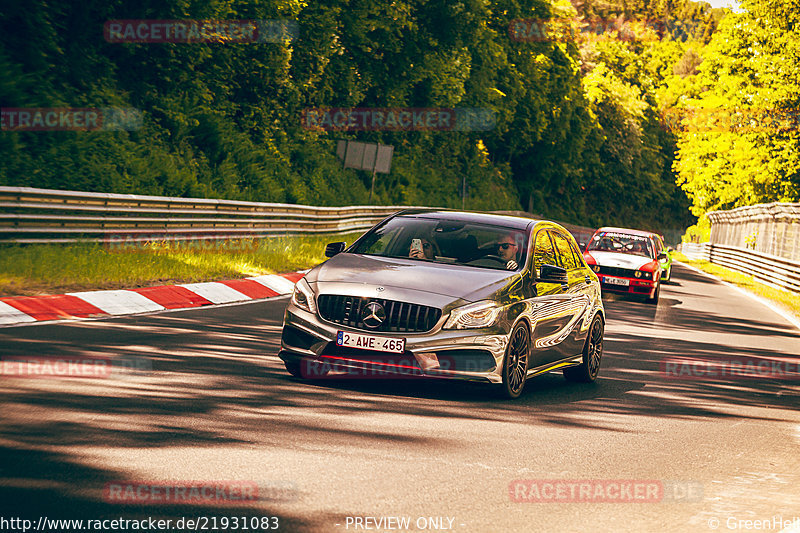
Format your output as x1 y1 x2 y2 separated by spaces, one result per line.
497 234 520 269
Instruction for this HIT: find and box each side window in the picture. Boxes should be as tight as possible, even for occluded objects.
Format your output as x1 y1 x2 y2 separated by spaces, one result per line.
551 231 578 270
644 238 656 258
569 239 586 268
533 230 557 273
650 237 660 255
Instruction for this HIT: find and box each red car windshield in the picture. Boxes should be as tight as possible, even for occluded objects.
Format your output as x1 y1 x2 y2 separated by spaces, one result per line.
586 232 654 258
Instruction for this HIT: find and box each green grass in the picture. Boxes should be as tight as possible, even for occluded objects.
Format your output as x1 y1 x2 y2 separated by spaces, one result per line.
0 232 364 296
674 251 800 321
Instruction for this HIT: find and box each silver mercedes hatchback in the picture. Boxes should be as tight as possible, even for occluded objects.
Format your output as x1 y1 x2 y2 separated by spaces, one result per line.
279 210 604 398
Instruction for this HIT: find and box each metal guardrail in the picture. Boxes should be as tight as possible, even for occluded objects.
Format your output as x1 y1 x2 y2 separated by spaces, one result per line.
680 242 800 294
0 187 599 246
707 202 800 261
680 242 711 261
0 187 411 243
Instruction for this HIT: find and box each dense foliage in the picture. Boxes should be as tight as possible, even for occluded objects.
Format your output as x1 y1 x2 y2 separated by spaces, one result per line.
672 0 800 217
0 0 742 238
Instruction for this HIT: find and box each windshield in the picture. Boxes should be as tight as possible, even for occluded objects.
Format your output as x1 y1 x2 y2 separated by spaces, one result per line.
349 216 529 271
586 231 655 258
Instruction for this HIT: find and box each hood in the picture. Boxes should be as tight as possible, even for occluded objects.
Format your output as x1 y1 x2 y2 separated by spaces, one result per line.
305 253 518 303
587 251 656 270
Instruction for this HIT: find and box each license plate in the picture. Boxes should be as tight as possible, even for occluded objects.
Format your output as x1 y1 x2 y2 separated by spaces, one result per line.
604 276 630 286
337 331 405 353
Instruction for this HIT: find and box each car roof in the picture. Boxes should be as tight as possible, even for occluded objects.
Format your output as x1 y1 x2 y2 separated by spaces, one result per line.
394 209 537 231
594 226 658 238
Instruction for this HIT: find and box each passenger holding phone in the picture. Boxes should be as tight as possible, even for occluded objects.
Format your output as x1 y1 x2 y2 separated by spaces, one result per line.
409 237 436 260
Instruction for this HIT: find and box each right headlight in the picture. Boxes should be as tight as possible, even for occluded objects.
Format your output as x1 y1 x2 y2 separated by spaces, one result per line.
290 278 317 314
443 301 502 330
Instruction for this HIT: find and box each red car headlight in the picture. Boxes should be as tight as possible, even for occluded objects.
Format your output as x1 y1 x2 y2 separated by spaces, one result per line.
637 260 659 280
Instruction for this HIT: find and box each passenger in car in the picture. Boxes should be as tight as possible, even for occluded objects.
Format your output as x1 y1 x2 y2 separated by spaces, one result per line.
409 236 438 260
598 237 613 251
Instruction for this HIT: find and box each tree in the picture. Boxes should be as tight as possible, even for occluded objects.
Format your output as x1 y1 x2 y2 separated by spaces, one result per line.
674 0 800 216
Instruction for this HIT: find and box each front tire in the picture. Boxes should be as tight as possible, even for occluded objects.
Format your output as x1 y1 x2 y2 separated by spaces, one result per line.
563 314 604 383
500 321 530 399
645 281 660 304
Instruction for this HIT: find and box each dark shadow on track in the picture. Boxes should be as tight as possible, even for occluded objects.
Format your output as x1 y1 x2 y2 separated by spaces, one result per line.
1 264 798 529
0 447 311 532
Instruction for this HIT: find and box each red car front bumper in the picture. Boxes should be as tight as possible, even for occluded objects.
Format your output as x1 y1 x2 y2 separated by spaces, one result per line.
598 275 658 299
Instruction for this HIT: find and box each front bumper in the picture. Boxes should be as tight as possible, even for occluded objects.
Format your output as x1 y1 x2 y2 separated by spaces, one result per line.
598 275 658 298
279 303 510 384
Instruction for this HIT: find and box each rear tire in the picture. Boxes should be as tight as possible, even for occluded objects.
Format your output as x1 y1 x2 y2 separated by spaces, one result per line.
499 321 530 399
563 315 604 383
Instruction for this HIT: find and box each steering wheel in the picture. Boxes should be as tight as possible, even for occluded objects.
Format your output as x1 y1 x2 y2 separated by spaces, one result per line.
481 254 506 263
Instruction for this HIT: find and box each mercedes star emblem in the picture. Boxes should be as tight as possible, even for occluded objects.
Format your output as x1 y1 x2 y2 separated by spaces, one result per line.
361 301 386 329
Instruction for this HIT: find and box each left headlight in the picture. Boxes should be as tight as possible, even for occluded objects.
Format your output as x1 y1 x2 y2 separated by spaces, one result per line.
291 278 317 314
443 301 502 330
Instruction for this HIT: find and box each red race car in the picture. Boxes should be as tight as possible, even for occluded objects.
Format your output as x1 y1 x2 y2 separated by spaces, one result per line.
583 227 666 304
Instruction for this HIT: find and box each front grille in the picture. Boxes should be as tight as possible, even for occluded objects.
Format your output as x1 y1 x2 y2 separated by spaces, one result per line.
317 295 441 333
598 266 636 278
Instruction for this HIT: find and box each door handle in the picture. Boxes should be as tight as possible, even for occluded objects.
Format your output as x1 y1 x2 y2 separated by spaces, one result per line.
585 275 592 284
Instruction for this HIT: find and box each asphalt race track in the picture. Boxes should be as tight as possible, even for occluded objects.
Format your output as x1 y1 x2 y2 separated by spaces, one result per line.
1 263 799 533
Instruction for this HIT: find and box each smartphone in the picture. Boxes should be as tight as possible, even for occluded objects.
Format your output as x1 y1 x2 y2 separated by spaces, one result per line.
411 238 423 253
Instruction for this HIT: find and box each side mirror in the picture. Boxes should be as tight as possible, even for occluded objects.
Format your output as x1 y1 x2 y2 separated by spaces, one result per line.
537 264 568 284
667 246 674 253
325 242 347 257
657 252 667 261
